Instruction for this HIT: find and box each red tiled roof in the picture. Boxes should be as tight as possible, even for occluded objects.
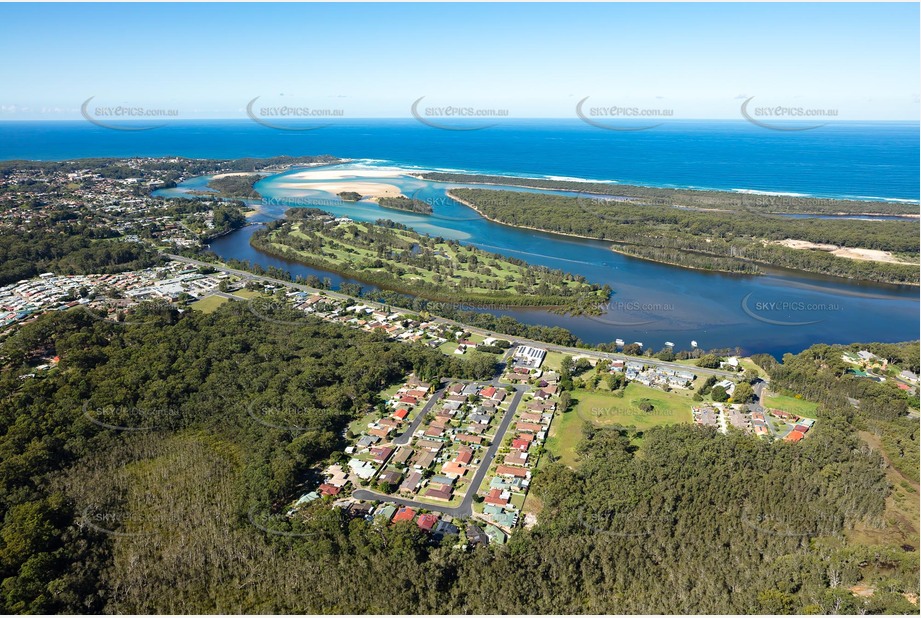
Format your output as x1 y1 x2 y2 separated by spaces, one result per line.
512 438 530 451
496 465 528 478
392 507 416 523
416 513 439 531
318 483 340 496
784 431 805 443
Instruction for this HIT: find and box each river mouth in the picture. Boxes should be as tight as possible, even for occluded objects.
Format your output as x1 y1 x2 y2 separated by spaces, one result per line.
194 162 919 357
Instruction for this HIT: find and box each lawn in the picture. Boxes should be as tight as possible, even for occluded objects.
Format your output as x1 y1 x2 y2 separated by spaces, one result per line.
189 295 229 314
232 289 263 299
544 409 583 468
762 391 819 417
545 384 694 468
541 351 567 372
572 384 694 429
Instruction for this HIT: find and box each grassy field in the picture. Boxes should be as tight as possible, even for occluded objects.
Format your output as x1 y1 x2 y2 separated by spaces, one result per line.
573 384 694 429
189 295 229 314
232 288 263 299
541 351 567 372
762 391 819 417
546 384 694 468
544 410 585 468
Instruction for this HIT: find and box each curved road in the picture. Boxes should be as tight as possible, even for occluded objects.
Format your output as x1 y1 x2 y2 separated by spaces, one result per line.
353 386 525 518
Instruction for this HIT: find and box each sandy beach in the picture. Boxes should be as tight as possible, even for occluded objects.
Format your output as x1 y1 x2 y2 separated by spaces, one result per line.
272 181 403 199
210 171 269 180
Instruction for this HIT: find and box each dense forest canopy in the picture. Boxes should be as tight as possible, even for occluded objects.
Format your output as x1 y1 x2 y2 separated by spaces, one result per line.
0 222 159 286
447 188 919 284
0 305 916 614
207 174 262 199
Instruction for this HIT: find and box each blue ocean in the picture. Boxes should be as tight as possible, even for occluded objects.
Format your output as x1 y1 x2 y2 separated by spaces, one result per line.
0 120 918 201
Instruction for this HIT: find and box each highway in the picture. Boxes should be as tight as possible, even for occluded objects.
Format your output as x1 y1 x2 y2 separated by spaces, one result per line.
167 253 740 379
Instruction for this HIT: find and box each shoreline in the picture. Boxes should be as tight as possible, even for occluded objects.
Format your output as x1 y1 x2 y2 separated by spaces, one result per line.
446 191 920 286
415 172 920 215
446 191 760 277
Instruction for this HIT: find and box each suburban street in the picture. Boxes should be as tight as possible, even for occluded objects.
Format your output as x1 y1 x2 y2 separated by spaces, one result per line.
352 386 526 518
392 385 446 447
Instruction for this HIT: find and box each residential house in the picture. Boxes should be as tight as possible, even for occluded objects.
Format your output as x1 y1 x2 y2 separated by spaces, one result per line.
484 488 511 507
484 524 507 545
317 483 340 497
392 408 410 421
416 513 439 532
424 486 452 501
370 446 394 464
504 449 528 466
392 507 416 523
375 504 397 522
511 438 531 451
399 471 423 494
441 461 468 477
412 450 436 469
466 524 489 546
496 465 529 479
378 469 403 486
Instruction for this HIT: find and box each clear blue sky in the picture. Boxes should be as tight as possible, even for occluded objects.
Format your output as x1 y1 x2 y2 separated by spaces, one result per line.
1 2 918 120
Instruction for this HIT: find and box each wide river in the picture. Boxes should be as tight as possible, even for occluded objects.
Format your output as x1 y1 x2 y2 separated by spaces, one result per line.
166 163 918 357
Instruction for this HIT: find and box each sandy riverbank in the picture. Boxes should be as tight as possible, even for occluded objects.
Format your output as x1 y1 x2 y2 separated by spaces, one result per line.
271 181 404 199
773 239 917 265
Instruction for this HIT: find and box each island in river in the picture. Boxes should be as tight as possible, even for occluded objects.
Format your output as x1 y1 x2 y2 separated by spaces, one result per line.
250 208 610 314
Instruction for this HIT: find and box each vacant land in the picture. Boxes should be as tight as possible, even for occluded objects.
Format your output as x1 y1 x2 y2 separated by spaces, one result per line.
231 288 263 299
546 384 694 467
849 431 920 549
573 385 694 429
189 295 229 313
762 391 819 416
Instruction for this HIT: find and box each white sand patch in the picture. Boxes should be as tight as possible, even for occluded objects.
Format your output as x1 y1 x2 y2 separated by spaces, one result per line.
772 239 916 264
273 181 403 199
210 172 265 180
